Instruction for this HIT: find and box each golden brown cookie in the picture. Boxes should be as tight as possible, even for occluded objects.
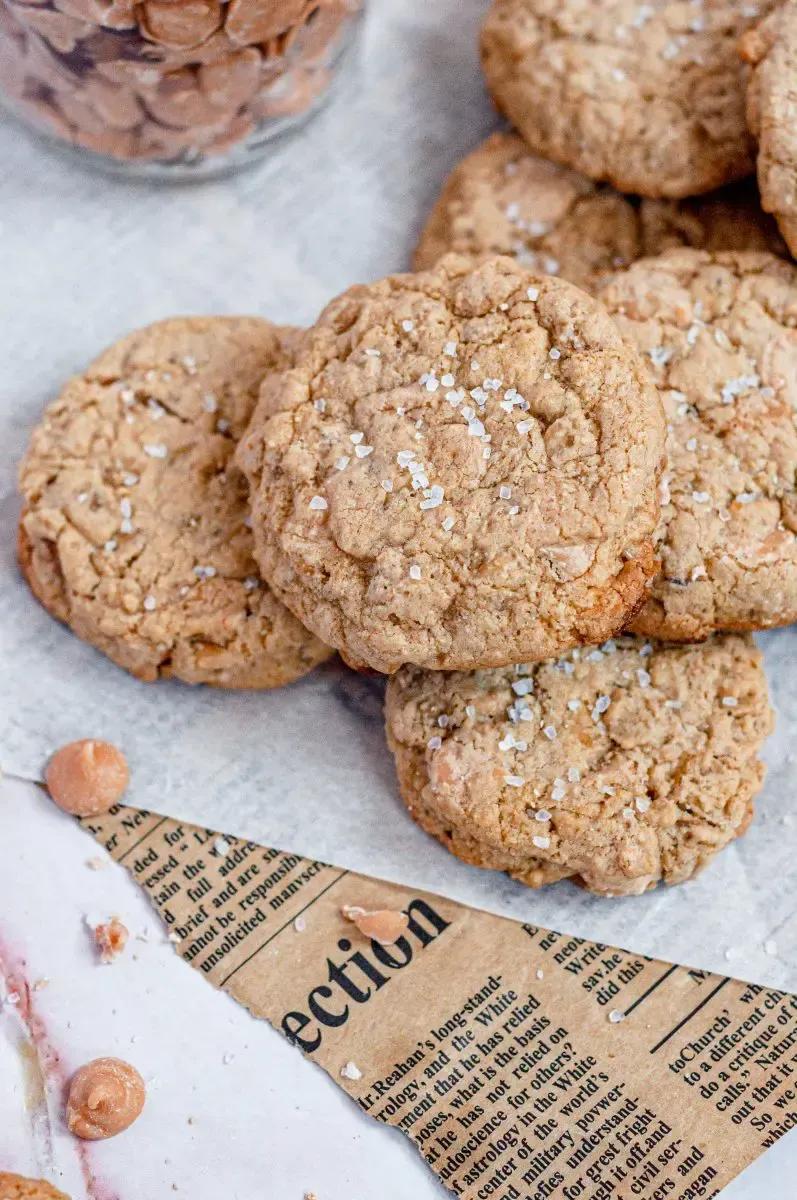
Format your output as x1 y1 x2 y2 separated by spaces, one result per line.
0 1175 69 1200
597 249 797 640
18 317 332 687
237 254 666 674
741 3 797 258
385 634 773 897
480 0 779 199
414 131 786 289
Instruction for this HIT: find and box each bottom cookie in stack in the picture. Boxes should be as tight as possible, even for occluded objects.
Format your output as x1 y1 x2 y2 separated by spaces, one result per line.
385 635 773 897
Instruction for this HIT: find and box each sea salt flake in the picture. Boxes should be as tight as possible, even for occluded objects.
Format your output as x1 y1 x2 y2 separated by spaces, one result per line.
505 775 525 788
309 496 328 511
536 808 552 821
608 1010 625 1024
350 431 364 445
637 669 651 688
409 564 422 580
551 780 566 802
402 320 414 332
512 678 534 697
527 287 539 302
381 479 393 492
442 516 455 531
567 766 581 782
441 373 456 388
649 346 673 367
543 725 557 740
335 456 350 470
143 443 167 459
444 341 457 356
341 1062 362 1080
567 699 581 712
722 696 738 708
499 486 512 500
635 796 651 813
214 837 230 857
143 596 157 611
427 736 442 750
355 445 374 458
532 835 550 850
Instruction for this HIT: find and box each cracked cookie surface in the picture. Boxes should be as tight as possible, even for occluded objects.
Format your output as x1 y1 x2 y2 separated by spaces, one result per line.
414 131 786 291
237 254 666 674
480 0 779 199
741 3 797 258
0 1176 70 1200
385 634 773 896
18 316 332 687
597 248 797 640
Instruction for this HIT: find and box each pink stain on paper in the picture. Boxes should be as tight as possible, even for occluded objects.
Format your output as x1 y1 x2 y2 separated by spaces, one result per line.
0 928 121 1200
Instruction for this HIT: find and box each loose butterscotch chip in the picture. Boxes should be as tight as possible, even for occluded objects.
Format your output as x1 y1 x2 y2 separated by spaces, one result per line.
46 740 129 816
0 1174 70 1200
66 1057 145 1140
238 253 666 673
386 635 773 897
342 906 410 945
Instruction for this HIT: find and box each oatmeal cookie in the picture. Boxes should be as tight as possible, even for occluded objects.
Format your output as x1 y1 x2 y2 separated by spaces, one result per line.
237 253 666 674
740 3 797 258
0 1177 69 1200
413 131 785 289
480 0 779 199
597 249 797 639
18 317 332 686
385 634 773 896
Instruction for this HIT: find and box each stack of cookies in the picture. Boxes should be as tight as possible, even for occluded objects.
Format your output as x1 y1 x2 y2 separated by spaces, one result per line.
20 0 797 900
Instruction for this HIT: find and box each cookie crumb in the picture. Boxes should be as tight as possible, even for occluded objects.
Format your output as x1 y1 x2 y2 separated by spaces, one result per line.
94 917 129 964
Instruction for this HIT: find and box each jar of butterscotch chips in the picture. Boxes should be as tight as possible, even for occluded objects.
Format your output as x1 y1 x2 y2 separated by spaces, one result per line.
0 0 363 178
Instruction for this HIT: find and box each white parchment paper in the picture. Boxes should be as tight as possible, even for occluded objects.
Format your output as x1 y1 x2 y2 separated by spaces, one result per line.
1 0 795 993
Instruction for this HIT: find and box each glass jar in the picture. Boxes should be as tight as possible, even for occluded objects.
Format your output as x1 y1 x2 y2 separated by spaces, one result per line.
0 0 363 179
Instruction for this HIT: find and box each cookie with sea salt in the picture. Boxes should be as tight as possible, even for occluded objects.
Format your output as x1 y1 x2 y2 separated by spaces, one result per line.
18 317 332 687
385 634 773 896
413 131 786 291
596 248 797 640
480 0 779 199
236 253 666 674
740 3 797 259
0 1176 70 1200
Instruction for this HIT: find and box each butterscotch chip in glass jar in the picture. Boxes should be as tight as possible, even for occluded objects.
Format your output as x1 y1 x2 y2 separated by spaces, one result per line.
140 0 223 50
45 739 129 816
66 1057 145 1140
224 0 304 47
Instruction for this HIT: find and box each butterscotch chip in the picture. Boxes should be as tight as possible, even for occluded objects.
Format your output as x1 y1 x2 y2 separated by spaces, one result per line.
46 739 129 816
138 69 226 128
140 0 223 49
19 317 332 687
480 0 779 199
66 1057 145 1139
414 132 786 291
94 916 129 962
82 79 143 130
224 0 304 47
237 253 666 674
385 634 773 896
6 3 93 52
198 47 262 107
342 906 410 945
597 249 797 640
0 1174 70 1200
741 5 797 259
